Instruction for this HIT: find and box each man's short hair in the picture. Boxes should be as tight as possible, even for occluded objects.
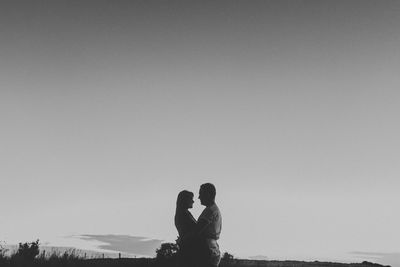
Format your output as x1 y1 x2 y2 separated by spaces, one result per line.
200 183 216 199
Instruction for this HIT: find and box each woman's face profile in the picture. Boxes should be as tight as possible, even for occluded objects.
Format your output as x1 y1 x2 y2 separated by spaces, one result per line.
186 196 194 209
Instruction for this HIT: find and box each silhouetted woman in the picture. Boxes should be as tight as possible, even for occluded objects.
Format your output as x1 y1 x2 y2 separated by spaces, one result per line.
175 190 197 267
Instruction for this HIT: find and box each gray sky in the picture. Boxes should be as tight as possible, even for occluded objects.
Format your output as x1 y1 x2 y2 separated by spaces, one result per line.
1 1 399 266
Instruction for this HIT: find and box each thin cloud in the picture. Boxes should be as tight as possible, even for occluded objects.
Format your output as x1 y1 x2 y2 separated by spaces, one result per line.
77 234 163 257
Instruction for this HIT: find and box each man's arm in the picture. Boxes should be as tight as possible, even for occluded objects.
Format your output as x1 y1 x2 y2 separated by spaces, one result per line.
195 218 210 235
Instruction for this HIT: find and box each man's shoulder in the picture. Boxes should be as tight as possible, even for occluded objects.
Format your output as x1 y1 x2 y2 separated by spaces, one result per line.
209 203 220 213
199 203 220 219
202 203 219 211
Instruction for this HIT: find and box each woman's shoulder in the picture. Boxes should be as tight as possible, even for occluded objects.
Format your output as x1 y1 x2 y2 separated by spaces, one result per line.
176 209 194 219
176 208 189 216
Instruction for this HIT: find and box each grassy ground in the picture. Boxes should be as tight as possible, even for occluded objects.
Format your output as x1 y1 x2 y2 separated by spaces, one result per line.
0 256 390 267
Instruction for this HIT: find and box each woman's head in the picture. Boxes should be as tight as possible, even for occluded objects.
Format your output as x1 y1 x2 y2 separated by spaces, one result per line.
176 190 194 209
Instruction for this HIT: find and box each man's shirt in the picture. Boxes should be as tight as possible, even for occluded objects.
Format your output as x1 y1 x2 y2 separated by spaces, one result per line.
198 203 222 240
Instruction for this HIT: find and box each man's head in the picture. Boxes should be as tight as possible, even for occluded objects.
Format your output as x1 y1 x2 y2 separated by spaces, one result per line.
199 183 216 207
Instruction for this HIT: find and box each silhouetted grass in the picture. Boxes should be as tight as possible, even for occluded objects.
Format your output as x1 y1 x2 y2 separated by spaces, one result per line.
0 241 390 267
0 256 392 267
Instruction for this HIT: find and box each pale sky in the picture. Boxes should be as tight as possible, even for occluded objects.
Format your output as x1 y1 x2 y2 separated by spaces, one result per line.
1 1 399 266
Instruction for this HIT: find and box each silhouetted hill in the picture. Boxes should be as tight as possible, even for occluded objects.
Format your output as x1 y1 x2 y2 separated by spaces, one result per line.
220 259 391 267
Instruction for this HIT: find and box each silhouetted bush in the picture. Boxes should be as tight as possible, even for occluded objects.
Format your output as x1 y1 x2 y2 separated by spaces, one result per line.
221 252 235 263
0 241 5 256
17 239 40 261
0 241 8 264
155 242 179 260
155 242 178 266
10 239 40 266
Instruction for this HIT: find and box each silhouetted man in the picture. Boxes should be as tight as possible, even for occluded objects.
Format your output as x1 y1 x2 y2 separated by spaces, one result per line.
196 183 222 267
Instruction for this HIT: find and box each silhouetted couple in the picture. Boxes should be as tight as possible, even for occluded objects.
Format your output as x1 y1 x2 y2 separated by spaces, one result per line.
175 183 222 267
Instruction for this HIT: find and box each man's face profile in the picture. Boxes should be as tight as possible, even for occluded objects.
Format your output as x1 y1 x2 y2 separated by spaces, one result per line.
199 187 206 206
